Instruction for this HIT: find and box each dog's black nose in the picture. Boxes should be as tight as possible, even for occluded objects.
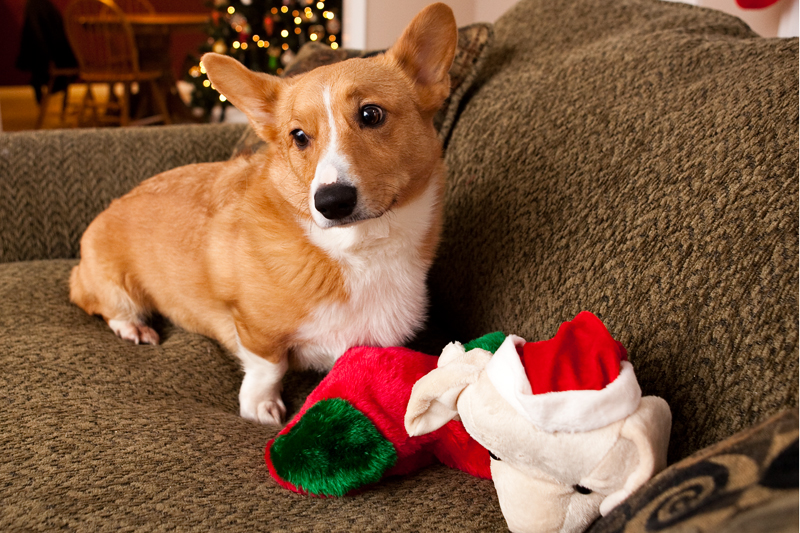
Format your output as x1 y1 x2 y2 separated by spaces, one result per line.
314 184 358 220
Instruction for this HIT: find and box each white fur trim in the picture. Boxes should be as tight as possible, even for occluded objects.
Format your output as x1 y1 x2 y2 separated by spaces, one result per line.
439 341 479 367
486 336 642 433
483 335 530 413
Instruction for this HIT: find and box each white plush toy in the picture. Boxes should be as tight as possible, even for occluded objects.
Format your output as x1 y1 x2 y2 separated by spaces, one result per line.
405 312 672 533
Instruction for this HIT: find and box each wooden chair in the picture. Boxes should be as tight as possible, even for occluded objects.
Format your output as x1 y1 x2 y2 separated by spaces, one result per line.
34 63 80 129
63 0 171 126
17 0 80 128
114 0 154 14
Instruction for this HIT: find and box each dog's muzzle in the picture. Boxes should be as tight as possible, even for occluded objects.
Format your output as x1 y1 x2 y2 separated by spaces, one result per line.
314 183 358 221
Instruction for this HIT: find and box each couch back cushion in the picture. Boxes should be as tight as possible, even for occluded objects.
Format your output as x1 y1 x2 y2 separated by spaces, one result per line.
0 124 245 263
430 0 798 461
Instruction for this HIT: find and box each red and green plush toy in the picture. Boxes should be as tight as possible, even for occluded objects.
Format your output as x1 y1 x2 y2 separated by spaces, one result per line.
264 333 506 497
265 312 671 533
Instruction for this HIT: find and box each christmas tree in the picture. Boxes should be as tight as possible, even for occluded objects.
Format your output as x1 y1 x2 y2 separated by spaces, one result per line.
186 0 342 117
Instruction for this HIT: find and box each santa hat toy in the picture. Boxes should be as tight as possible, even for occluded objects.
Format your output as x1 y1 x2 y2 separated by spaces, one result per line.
485 311 642 433
405 312 672 533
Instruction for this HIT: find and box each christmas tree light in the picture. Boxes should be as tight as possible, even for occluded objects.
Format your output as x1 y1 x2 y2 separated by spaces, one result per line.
185 0 342 118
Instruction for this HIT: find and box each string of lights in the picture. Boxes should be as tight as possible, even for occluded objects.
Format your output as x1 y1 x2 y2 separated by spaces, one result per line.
185 0 342 117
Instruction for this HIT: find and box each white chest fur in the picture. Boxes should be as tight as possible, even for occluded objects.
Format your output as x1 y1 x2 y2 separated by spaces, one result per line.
294 180 438 370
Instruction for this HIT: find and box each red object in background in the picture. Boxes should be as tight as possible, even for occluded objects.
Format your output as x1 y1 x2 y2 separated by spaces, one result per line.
1 0 206 87
736 0 781 8
1 2 32 85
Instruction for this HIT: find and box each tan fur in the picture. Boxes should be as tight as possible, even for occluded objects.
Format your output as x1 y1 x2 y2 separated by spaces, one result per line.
70 155 347 358
70 3 458 424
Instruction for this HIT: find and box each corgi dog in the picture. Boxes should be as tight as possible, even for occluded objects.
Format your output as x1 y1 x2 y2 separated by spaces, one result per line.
69 3 458 425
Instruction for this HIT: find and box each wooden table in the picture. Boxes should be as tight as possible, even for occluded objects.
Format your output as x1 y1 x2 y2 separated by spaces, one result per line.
78 12 209 123
130 14 208 122
77 13 208 31
121 13 208 34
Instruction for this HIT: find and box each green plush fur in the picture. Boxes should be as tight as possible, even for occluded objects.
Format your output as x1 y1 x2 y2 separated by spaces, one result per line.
270 398 397 497
463 331 506 354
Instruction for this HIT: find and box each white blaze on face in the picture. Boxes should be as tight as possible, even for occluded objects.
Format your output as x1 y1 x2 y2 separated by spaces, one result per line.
309 86 353 227
318 162 338 185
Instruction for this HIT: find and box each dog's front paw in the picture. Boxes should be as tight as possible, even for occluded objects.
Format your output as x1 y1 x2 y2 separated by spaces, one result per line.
237 347 288 425
240 395 286 425
108 319 160 345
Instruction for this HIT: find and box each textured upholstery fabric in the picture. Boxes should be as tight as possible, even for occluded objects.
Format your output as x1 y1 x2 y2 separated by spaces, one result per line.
429 0 798 463
0 259 503 531
0 124 246 263
590 409 799 533
0 0 797 530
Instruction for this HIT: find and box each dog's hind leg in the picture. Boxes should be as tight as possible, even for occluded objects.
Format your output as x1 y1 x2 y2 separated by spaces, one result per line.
70 262 160 345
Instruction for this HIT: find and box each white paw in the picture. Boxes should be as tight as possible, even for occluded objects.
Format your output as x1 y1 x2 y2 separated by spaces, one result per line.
240 395 287 425
236 341 289 425
108 319 160 345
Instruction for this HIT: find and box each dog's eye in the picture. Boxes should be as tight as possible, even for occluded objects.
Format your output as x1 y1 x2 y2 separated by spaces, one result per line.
359 105 385 128
488 451 501 461
291 129 310 149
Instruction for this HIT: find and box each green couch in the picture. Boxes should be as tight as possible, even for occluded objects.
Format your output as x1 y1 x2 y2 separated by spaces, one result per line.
1 0 797 530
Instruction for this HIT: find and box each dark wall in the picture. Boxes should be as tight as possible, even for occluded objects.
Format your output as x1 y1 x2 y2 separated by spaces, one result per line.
0 0 207 87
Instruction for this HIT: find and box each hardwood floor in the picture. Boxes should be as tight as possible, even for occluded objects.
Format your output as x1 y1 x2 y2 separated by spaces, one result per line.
0 84 112 131
0 81 199 131
0 85 42 131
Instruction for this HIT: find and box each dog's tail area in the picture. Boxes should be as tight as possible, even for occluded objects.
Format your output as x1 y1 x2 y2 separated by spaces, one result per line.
70 262 101 317
69 260 160 345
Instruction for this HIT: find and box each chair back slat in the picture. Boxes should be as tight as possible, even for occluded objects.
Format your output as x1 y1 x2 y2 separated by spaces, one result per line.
64 0 141 76
115 0 155 14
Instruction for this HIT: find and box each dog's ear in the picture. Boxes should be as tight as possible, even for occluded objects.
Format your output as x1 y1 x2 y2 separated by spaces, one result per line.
202 53 282 139
384 3 458 115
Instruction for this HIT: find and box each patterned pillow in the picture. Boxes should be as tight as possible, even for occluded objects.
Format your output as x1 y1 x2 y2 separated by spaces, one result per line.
230 23 493 159
589 409 799 533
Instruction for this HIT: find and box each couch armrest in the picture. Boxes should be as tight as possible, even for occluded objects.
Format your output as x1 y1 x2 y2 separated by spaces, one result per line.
590 409 798 533
0 123 246 263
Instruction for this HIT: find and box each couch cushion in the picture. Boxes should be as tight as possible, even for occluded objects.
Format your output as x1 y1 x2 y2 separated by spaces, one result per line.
0 124 246 263
430 0 798 462
0 259 505 531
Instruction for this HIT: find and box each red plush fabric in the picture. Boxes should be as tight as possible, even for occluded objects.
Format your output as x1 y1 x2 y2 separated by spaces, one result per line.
265 346 491 495
521 311 628 394
736 0 780 8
